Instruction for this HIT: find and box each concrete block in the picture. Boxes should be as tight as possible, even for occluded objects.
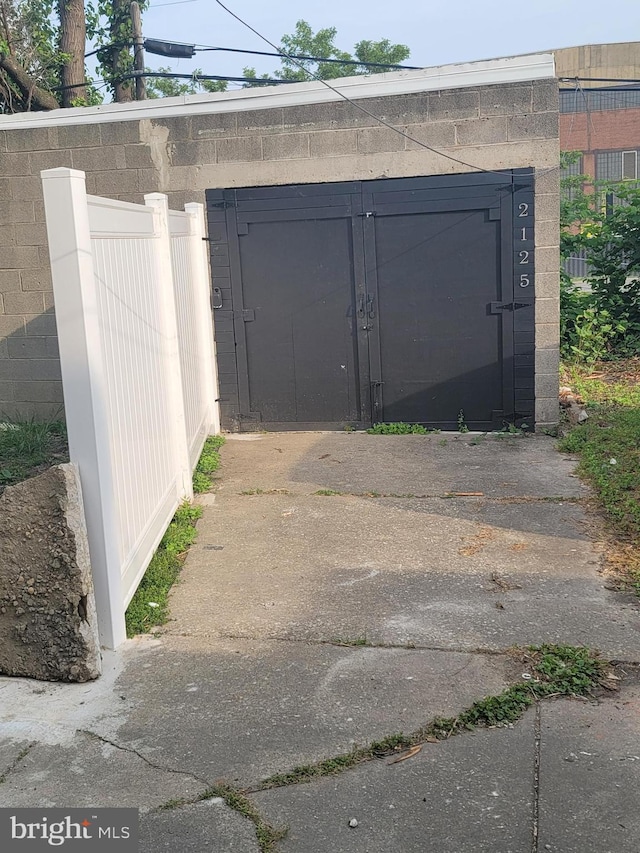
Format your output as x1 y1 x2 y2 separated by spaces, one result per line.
535 298 560 325
283 101 348 131
404 122 456 150
535 219 560 249
0 401 63 420
535 246 560 274
480 84 533 116
12 378 62 401
71 146 126 172
24 313 57 336
0 152 29 177
508 112 559 141
43 292 54 310
123 143 154 169
0 248 40 273
535 192 560 222
159 116 192 143
535 373 560 398
191 113 237 138
29 149 73 172
533 273 560 301
357 127 405 154
8 175 43 202
0 224 15 246
535 169 560 194
366 93 430 124
1 358 61 381
16 223 48 247
536 322 560 348
0 270 21 293
309 129 358 158
455 116 507 146
0 177 10 197
99 121 141 146
429 89 479 120
165 190 205 211
0 130 6 152
535 348 560 376
0 381 13 399
8 338 59 361
6 127 56 152
533 79 559 113
0 201 34 225
170 140 217 167
58 125 102 148
0 315 25 336
136 168 162 195
0 464 101 682
21 267 52 291
263 133 310 160
535 397 560 425
94 170 140 196
237 108 284 136
3 290 44 315
216 136 263 163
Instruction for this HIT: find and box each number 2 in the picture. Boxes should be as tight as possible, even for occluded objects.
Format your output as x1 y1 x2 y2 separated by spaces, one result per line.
519 250 529 264
518 202 529 217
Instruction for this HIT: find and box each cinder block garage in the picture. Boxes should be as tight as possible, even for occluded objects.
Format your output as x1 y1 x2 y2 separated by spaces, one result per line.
0 53 560 430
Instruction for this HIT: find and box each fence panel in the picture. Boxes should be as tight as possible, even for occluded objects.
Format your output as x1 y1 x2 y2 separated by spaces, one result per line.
41 168 219 648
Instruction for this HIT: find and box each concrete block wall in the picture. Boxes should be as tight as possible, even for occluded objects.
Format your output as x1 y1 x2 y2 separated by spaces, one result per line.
0 76 559 425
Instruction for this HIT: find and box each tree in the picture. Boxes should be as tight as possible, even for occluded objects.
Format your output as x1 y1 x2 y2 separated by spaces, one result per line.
0 0 61 111
560 151 640 362
244 19 410 86
58 0 86 106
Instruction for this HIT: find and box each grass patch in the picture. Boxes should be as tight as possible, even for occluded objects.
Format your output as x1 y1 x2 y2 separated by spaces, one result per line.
192 435 225 494
0 418 68 492
208 785 288 853
367 422 439 435
254 645 609 793
125 503 202 636
559 362 640 596
314 489 342 496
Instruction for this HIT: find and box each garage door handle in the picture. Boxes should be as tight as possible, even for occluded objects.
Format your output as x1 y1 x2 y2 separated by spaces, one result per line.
357 294 366 318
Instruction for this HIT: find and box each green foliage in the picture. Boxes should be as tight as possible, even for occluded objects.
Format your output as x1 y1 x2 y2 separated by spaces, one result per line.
124 502 202 635
561 152 640 361
244 19 410 86
192 434 225 493
86 0 149 101
0 417 67 488
457 410 469 433
367 422 436 434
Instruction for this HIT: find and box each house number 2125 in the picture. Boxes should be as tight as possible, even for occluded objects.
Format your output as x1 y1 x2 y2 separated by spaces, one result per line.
517 203 531 287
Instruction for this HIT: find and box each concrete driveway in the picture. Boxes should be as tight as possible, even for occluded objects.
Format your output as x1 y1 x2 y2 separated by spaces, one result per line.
0 431 638 852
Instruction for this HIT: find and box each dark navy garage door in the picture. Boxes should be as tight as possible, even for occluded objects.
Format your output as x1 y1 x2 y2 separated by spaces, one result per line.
206 171 535 432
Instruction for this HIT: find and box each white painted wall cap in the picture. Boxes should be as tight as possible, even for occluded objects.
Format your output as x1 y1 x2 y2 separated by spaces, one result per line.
0 52 555 131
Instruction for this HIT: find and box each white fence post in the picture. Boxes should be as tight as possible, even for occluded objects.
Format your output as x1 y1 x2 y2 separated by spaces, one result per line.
185 202 221 435
40 167 126 649
144 193 194 502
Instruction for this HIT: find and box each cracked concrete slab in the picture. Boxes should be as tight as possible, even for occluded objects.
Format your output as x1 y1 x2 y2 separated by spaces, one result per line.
0 740 33 780
0 730 205 811
538 680 640 853
251 710 537 853
112 636 514 787
169 492 640 658
219 432 587 498
140 799 261 852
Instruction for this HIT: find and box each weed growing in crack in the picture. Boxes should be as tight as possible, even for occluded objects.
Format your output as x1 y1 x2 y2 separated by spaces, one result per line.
314 489 342 496
367 422 439 435
193 435 225 494
208 784 288 853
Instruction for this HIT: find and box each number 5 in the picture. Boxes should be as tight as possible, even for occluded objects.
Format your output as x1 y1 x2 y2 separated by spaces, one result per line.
519 274 530 288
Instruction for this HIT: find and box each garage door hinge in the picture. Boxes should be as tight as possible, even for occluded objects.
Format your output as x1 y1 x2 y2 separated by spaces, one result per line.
209 200 234 209
358 211 376 217
489 301 531 314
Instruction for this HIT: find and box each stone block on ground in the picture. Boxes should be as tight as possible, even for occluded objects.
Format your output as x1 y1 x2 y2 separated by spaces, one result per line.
0 464 101 681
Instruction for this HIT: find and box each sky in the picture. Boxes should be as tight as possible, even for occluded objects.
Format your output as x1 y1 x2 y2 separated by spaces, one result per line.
137 0 639 86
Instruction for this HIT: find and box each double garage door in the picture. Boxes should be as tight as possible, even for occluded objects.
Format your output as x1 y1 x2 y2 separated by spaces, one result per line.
206 171 535 432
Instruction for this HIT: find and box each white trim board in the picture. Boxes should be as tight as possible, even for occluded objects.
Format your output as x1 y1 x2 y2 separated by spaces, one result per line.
0 53 555 131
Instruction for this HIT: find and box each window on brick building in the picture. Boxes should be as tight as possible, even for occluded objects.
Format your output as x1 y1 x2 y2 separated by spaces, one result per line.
596 150 640 181
622 151 638 180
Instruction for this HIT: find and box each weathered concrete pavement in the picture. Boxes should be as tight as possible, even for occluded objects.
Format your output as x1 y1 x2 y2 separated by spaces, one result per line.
0 432 639 852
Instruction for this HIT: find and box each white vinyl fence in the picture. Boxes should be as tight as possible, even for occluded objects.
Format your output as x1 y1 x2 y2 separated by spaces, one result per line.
41 168 220 649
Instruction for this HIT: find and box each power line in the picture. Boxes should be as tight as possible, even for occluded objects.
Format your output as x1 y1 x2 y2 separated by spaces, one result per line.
212 0 554 178
195 44 421 71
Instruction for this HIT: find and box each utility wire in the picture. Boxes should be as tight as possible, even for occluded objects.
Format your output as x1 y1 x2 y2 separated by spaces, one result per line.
212 0 557 178
196 44 421 71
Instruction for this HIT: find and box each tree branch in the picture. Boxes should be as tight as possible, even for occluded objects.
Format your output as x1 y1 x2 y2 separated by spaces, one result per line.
0 50 59 110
